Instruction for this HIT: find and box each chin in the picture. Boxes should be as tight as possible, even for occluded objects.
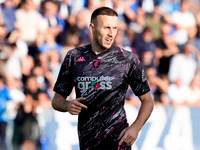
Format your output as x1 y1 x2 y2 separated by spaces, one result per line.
100 45 110 50
104 44 113 49
105 46 111 49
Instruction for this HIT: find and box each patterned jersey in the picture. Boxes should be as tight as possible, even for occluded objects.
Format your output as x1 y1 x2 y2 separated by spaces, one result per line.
53 44 150 150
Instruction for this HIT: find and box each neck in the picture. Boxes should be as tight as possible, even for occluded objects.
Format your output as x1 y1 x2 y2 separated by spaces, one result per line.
91 43 109 55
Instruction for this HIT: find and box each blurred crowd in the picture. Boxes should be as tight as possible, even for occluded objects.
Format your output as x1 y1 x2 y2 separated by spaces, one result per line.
0 0 200 149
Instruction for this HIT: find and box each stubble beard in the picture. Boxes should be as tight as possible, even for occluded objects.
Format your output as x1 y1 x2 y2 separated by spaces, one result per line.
94 37 112 51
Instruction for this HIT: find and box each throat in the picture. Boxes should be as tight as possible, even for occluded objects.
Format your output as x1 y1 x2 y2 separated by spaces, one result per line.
91 44 109 55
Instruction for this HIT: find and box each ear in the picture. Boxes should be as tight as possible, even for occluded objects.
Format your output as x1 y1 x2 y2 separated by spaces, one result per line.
89 23 94 34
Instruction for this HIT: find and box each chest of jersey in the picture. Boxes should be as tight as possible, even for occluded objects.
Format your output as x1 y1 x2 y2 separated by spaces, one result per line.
73 50 128 97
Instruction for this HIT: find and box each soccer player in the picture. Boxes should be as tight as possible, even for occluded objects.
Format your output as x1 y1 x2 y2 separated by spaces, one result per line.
52 7 154 150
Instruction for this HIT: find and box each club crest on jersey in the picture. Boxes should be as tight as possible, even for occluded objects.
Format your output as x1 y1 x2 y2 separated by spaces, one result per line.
93 59 101 70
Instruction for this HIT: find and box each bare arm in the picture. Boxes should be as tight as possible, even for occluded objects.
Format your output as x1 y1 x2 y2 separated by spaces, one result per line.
51 93 87 115
131 91 154 129
119 91 154 146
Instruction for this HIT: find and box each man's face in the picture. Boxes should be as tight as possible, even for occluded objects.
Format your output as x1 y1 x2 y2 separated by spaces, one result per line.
91 15 118 50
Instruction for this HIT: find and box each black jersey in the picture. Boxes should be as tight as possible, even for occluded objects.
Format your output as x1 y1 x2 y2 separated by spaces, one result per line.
53 44 150 150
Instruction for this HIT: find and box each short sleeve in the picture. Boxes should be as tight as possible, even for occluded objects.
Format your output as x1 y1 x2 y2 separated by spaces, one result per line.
53 51 75 98
127 54 150 96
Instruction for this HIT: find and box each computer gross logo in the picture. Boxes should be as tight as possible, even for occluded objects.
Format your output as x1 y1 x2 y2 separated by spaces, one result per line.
76 76 115 93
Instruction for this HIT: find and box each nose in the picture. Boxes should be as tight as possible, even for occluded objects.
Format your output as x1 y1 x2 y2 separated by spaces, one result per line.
108 29 113 36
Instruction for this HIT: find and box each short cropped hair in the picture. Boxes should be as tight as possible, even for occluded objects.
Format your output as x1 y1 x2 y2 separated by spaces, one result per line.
90 7 118 23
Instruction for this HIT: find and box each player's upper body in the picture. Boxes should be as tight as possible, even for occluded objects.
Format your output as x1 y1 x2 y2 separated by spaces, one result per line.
52 6 154 150
53 43 150 149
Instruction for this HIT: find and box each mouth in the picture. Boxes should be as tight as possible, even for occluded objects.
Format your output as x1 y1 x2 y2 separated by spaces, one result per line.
105 38 112 45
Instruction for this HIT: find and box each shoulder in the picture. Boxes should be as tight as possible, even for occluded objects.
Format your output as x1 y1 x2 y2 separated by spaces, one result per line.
62 44 91 64
116 46 139 64
66 44 91 56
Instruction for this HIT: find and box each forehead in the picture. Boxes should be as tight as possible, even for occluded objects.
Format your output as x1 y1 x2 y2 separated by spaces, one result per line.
96 15 118 26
